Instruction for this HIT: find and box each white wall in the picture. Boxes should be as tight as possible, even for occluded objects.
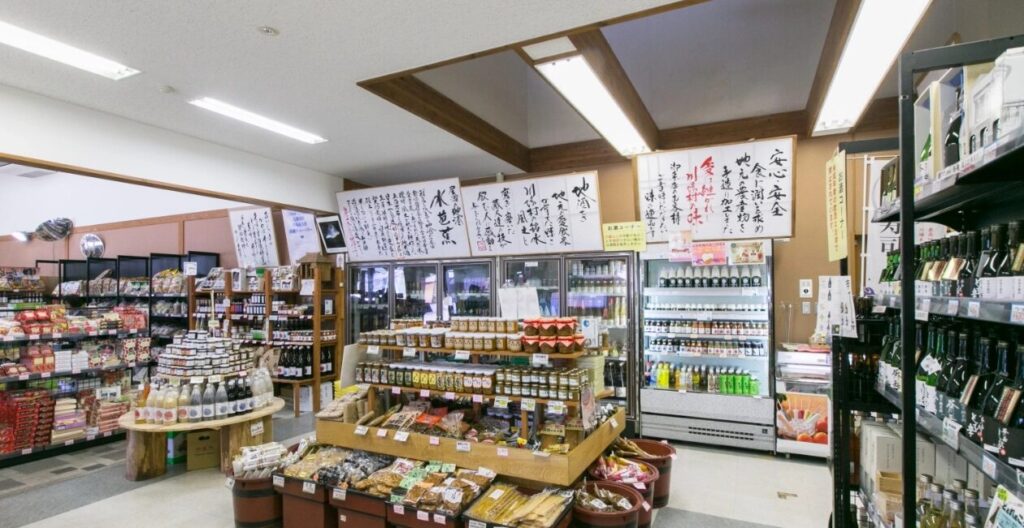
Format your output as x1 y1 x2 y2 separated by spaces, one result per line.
0 84 343 213
0 169 245 234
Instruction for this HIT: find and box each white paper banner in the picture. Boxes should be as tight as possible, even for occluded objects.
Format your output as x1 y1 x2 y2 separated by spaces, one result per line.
282 210 321 264
229 207 280 267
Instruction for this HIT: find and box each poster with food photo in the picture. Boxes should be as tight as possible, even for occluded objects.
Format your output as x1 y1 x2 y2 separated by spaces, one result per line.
729 240 766 265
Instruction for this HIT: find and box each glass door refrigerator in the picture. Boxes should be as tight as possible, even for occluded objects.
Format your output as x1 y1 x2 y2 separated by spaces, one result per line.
500 257 561 317
347 264 391 344
564 253 636 422
394 263 440 322
639 242 776 452
441 260 494 320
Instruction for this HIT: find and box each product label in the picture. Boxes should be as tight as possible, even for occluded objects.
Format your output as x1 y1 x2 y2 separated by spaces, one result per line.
333 487 347 501
920 356 942 375
433 513 446 524
394 431 410 443
489 488 504 500
229 400 238 415
273 475 284 488
250 421 264 437
455 441 470 452
303 481 316 494
215 403 229 417
589 498 608 510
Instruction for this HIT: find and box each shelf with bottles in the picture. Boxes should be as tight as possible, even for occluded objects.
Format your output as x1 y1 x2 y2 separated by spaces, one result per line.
877 293 1024 327
643 319 770 337
650 261 766 289
644 360 766 397
124 374 281 431
273 345 337 381
646 337 768 357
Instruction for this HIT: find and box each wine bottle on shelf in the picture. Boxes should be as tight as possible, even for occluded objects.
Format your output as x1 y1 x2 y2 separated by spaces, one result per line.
958 231 980 298
1005 338 1024 428
941 236 963 296
945 87 964 167
982 341 1013 418
935 326 953 395
728 266 740 287
1004 221 1022 277
658 269 669 288
739 267 751 287
965 335 997 411
928 237 949 283
944 329 969 400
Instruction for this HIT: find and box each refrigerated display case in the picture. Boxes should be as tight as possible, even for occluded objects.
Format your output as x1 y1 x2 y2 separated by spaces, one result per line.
501 257 561 317
347 264 390 344
639 242 776 452
394 263 439 321
442 260 493 319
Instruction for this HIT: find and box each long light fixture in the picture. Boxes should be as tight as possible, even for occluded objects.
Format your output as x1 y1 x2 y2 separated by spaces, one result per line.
189 97 327 144
0 20 139 80
812 0 932 135
535 55 650 156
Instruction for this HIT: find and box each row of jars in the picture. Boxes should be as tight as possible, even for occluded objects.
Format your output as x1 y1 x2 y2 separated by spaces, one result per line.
356 361 497 394
643 320 769 336
495 367 587 401
523 317 578 337
450 317 520 334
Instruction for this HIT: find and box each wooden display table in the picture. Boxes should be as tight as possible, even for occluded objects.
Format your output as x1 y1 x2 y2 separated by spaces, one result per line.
117 397 285 481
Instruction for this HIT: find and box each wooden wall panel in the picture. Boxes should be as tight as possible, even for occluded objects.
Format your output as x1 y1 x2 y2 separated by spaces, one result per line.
184 216 238 269
67 224 180 260
0 239 67 268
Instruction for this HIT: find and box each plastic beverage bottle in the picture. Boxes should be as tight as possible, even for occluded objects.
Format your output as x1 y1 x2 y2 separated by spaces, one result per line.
162 386 178 425
215 382 229 419
134 383 148 424
145 384 161 424
188 383 202 422
177 384 190 423
202 382 216 421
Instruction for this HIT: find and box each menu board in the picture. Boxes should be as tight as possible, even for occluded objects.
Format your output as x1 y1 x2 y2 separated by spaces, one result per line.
462 172 601 256
229 207 280 267
636 137 794 242
336 178 471 262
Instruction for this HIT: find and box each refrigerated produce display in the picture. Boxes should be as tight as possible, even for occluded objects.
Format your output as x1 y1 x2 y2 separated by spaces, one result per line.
776 343 831 456
639 242 776 452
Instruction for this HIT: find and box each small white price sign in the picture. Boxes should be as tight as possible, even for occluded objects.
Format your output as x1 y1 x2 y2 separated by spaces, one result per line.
642 501 652 512
434 513 446 524
496 447 509 457
417 511 430 521
28 334 39 341
333 487 347 501
51 333 62 339
456 441 471 452
225 477 235 489
968 301 981 318
429 436 440 446
533 451 551 458
632 482 647 490
1011 304 1024 324
983 453 998 479
273 475 285 488
393 505 405 515
17 373 29 381
521 398 536 412
354 425 369 436
493 396 510 408
377 429 389 438
915 309 930 322
394 431 410 443
444 392 455 400
367 345 381 355
920 298 931 313
469 520 486 528
941 417 962 450
454 350 471 361
948 300 960 316
420 389 431 398
403 347 417 358
302 481 317 494
64 440 74 446
391 386 401 395
548 401 565 415
610 418 619 429
472 394 483 403
872 305 887 314
250 421 264 437
41 372 50 378
20 448 31 455
183 261 199 276
531 353 549 367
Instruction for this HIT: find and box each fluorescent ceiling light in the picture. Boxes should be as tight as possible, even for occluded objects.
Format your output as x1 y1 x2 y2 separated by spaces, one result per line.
189 97 327 144
812 0 932 136
0 20 140 80
536 55 650 156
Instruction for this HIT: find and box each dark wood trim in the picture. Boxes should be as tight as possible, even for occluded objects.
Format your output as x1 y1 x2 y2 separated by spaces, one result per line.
358 1 712 85
659 110 808 151
530 138 625 173
805 0 862 136
852 96 899 133
567 30 660 151
0 153 334 215
342 179 371 191
362 75 531 171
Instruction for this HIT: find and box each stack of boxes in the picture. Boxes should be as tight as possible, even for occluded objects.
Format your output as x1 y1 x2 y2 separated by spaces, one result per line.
50 398 86 444
0 389 54 453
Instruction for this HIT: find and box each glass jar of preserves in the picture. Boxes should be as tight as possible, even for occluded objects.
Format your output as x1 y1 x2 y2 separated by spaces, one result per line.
558 387 569 401
510 382 521 396
453 371 465 393
483 334 495 351
395 332 407 347
468 317 479 332
481 372 493 394
494 333 507 350
403 367 413 387
473 334 484 351
538 386 549 399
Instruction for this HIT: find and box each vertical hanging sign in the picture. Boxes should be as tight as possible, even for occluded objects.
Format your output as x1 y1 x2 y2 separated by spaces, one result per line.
229 207 280 267
825 149 848 262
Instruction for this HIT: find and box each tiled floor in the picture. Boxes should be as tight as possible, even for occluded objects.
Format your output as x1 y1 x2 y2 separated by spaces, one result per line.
1 438 832 528
0 441 127 499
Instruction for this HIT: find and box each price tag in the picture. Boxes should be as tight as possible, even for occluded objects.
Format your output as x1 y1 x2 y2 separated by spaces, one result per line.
444 392 455 400
941 417 962 450
20 448 31 455
472 394 483 404
183 261 198 276
225 477 235 489
367 345 380 355
333 487 347 501
548 401 565 415
695 311 712 321
393 505 405 515
632 482 647 490
494 396 510 409
670 453 678 460
921 298 931 312
273 475 284 488
478 467 497 478
521 398 536 412
17 373 29 381
72 367 81 374
948 300 960 316
429 436 440 446
41 372 50 378
983 453 998 479
642 501 652 512
52 333 62 339
1011 304 1024 324
968 301 981 318
394 431 410 443
392 386 401 395
417 511 430 521
86 435 95 441
456 441 471 452
433 513 446 524
103 431 111 437
525 261 539 268
469 520 486 528
610 417 619 429
531 353 549 367
209 375 223 383
533 451 551 458
354 425 369 436
377 429 389 438
250 421 264 437
454 350 471 361
28 334 39 341
890 296 898 308
497 447 509 457
489 488 505 500
300 279 315 296
915 309 929 322
403 347 418 358
416 389 429 399
872 305 887 314
339 514 347 523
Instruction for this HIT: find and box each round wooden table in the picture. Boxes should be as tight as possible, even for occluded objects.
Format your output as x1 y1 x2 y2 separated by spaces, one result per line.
117 397 285 480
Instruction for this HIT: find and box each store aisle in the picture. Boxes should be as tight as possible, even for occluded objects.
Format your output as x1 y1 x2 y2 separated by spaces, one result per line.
2 441 830 528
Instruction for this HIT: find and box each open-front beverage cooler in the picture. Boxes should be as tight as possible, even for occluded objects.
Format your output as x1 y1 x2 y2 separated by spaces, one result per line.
639 242 776 452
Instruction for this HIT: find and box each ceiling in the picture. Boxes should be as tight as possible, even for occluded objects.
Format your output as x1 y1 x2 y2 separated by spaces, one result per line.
1 1 1022 188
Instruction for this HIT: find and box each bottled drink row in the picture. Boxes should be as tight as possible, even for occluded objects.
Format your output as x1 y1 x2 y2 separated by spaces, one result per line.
230 294 267 316
914 476 982 528
878 220 1024 299
645 362 761 395
603 361 628 399
565 297 627 329
643 320 769 336
647 339 768 358
643 302 768 313
275 348 334 380
656 265 763 288
135 371 274 425
878 316 1024 426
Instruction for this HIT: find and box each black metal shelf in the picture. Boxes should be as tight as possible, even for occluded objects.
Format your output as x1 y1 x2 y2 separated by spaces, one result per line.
0 431 124 468
877 294 1024 327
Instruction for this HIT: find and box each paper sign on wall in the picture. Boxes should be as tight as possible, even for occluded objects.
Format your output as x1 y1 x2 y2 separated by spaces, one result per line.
636 137 794 242
229 207 280 267
337 178 471 262
462 172 602 256
814 276 857 339
668 230 693 262
825 149 849 262
602 222 647 252
690 242 728 266
282 210 322 264
498 287 541 319
728 240 766 265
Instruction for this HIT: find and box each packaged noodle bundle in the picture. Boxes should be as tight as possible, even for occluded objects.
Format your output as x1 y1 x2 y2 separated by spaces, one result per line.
465 482 572 528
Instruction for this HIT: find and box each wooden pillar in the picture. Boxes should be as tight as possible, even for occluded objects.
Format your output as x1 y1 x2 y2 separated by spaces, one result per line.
125 430 167 481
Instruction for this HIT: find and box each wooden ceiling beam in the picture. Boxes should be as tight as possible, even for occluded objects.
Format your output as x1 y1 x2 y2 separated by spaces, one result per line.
852 96 898 133
804 0 862 136
659 110 808 151
360 75 532 171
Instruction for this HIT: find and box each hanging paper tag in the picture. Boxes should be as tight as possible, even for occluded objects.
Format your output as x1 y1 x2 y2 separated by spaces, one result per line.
522 398 537 411
941 417 961 450
531 353 549 367
367 345 380 355
183 262 198 276
494 396 510 408
300 279 315 295
403 347 417 358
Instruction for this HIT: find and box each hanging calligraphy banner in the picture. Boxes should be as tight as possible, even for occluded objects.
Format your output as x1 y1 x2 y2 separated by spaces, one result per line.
229 207 280 267
336 178 471 262
825 149 849 262
462 172 602 256
636 136 795 242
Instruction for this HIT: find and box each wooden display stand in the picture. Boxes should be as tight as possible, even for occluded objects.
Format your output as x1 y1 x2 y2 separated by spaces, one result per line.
117 397 285 481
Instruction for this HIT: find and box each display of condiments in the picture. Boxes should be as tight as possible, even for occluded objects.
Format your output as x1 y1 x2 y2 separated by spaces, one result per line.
643 302 768 312
356 361 497 395
647 338 767 358
643 320 769 336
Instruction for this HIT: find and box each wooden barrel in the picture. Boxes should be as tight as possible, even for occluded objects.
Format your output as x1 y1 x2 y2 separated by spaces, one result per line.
627 439 676 508
232 476 282 528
